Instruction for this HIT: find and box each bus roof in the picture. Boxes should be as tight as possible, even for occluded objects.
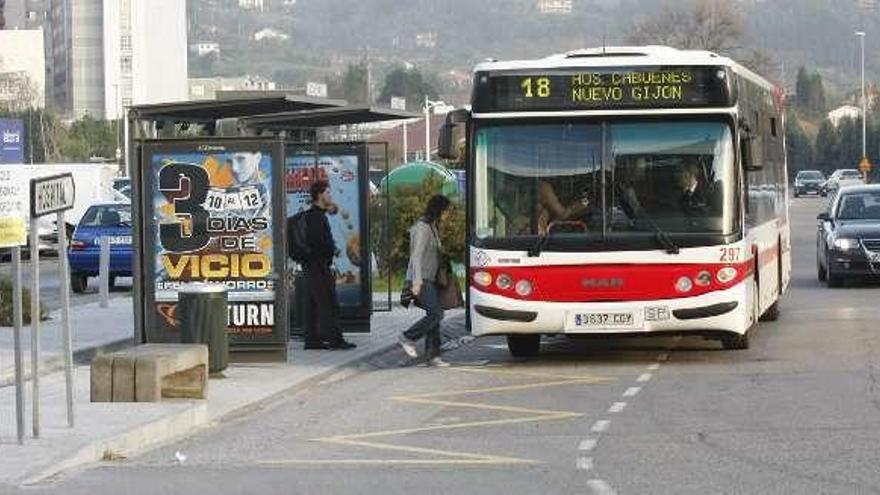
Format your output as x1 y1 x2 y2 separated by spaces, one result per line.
474 46 776 93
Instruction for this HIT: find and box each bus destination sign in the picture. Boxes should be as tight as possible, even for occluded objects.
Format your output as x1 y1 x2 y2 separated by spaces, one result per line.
473 66 734 113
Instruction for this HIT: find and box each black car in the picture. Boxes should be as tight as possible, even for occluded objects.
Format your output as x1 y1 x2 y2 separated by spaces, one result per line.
794 170 825 197
816 185 880 286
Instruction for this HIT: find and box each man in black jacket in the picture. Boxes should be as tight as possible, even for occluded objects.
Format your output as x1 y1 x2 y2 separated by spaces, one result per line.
300 181 356 350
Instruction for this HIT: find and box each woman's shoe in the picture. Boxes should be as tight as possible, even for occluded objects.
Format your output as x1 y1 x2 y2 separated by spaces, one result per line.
428 357 451 367
398 335 419 358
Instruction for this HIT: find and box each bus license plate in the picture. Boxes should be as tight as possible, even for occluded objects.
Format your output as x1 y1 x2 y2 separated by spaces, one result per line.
571 312 635 328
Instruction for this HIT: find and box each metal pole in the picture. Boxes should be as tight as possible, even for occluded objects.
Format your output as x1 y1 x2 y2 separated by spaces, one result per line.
424 96 430 161
99 236 110 308
862 32 867 160
12 246 25 444
29 218 40 438
402 122 408 164
57 211 74 427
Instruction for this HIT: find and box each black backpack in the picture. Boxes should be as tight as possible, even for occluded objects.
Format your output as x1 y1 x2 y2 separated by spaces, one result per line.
287 211 311 263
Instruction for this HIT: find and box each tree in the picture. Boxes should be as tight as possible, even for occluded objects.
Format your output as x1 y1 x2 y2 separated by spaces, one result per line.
794 67 827 115
814 119 839 172
785 112 813 171
58 117 119 162
377 67 439 112
627 0 744 53
327 62 370 105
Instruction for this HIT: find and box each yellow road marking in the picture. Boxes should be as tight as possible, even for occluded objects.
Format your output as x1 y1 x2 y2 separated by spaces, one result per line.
258 365 614 467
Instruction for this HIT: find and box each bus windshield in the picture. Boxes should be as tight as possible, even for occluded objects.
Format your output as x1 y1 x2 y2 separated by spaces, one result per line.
473 120 738 244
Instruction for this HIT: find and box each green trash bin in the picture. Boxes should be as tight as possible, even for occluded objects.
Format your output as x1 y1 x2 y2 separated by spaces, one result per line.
179 283 228 374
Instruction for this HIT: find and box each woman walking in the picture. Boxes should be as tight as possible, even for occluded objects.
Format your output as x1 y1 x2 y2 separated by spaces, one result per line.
398 195 452 366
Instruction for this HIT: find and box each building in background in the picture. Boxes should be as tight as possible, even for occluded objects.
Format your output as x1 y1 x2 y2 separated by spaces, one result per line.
0 29 46 109
189 41 220 57
1 0 47 29
188 75 277 101
103 0 187 119
538 0 573 14
47 0 187 120
827 105 861 128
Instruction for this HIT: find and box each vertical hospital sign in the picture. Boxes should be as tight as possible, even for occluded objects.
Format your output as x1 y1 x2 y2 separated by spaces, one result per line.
144 141 286 347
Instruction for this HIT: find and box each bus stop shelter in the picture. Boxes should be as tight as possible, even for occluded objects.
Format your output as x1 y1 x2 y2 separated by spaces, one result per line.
128 93 418 361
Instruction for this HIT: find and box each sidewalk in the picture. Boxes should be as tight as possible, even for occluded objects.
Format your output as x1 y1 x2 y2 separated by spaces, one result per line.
0 301 451 488
0 297 134 388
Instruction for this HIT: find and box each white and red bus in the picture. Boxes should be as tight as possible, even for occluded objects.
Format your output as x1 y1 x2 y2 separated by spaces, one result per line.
438 46 790 356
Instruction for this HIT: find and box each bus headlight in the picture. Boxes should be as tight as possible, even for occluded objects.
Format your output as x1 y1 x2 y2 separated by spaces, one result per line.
515 280 533 297
675 276 693 293
496 273 513 290
716 267 738 284
695 270 712 287
834 238 858 251
473 271 493 287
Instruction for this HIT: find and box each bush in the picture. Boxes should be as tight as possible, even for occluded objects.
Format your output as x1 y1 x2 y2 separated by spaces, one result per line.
0 276 49 326
371 176 465 283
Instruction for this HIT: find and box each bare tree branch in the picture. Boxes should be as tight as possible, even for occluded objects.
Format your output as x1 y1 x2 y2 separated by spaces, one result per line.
626 0 744 54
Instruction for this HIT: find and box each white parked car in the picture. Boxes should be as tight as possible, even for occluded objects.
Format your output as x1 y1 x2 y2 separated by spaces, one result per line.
823 169 863 195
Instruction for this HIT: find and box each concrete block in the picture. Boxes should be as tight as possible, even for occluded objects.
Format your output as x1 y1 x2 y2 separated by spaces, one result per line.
134 344 208 402
111 353 137 402
90 353 114 402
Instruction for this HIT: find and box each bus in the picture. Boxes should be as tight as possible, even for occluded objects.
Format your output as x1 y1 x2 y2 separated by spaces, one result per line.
438 46 790 356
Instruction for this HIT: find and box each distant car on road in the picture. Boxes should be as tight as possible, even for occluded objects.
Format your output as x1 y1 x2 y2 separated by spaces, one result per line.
67 203 133 293
823 169 863 195
816 184 880 287
793 170 826 197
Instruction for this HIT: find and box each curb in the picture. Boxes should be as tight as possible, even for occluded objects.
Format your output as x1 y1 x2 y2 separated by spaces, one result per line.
20 403 208 486
16 335 404 487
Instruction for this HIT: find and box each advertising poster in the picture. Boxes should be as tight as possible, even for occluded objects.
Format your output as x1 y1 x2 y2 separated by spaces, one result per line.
286 145 369 313
0 118 24 164
146 142 284 344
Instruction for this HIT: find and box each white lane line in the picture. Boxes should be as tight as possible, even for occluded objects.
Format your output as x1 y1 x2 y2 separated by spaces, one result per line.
623 386 641 397
587 479 618 495
658 353 670 361
591 420 611 433
577 457 594 471
578 438 598 451
636 373 652 383
608 402 627 414
647 363 661 371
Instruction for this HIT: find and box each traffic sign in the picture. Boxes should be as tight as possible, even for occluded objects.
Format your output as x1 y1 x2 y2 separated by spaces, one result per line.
30 173 75 218
0 168 27 247
859 157 872 174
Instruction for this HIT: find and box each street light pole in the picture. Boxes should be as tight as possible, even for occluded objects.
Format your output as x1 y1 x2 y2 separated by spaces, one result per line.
857 31 868 181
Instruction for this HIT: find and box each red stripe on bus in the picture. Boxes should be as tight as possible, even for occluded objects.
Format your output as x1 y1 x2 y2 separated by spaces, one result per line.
471 261 752 303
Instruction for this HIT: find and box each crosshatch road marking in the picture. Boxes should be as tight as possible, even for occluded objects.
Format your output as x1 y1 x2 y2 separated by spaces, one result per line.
256 366 615 467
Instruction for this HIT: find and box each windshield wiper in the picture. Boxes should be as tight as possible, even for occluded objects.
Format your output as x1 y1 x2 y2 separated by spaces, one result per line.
617 190 680 255
650 221 681 255
528 231 551 257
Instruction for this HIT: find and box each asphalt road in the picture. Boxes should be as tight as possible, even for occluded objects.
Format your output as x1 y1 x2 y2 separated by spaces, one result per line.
0 258 132 311
28 197 880 494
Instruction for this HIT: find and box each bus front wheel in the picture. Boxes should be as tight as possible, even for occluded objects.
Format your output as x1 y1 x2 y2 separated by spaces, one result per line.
507 334 541 358
721 332 749 350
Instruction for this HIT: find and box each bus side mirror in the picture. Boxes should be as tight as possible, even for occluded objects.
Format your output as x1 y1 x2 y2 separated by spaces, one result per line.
438 109 470 160
741 135 764 172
